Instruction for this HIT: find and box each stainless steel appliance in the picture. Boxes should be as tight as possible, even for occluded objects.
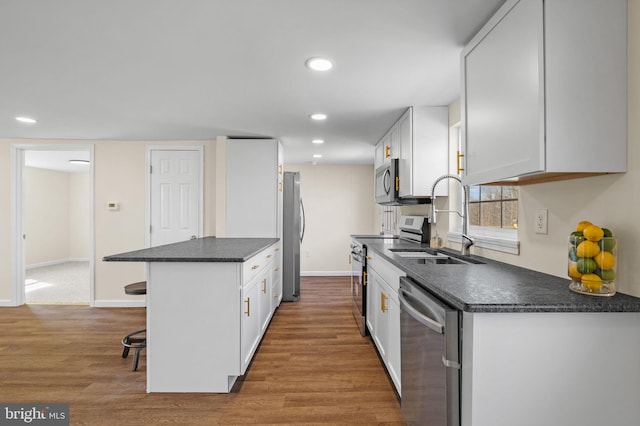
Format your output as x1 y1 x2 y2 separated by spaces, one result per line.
282 171 304 301
375 159 400 205
350 238 367 335
350 235 397 336
398 215 430 244
399 276 460 426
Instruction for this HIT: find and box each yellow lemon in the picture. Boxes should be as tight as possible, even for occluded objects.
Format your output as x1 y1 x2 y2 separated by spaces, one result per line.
582 225 604 242
594 251 616 270
576 221 593 232
568 262 582 280
576 240 600 258
581 273 603 291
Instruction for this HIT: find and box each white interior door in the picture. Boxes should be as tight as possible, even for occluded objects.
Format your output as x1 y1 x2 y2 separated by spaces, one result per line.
149 148 202 247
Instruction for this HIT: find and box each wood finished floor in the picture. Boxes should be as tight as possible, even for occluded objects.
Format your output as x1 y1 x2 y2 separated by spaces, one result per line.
0 276 405 425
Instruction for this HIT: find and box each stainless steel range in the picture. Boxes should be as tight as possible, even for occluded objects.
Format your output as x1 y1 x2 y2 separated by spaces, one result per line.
350 234 397 336
398 215 431 244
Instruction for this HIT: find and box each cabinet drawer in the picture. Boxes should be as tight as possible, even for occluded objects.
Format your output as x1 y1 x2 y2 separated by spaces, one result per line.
242 243 281 285
368 251 405 292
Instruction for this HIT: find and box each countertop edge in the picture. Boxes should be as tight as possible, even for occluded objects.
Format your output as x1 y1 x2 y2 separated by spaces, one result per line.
359 237 640 314
103 237 280 263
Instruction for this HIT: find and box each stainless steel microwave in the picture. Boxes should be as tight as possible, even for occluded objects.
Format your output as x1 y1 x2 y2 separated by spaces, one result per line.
375 159 400 205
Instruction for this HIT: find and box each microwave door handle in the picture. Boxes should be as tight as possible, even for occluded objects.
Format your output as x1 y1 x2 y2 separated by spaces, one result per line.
383 169 391 194
398 289 444 334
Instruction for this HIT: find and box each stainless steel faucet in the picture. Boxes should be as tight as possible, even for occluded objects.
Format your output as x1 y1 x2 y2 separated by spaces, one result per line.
430 174 474 256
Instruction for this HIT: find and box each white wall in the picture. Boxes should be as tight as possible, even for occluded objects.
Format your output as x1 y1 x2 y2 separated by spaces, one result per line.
23 167 91 267
285 163 376 275
24 167 70 266
69 172 91 259
0 139 218 305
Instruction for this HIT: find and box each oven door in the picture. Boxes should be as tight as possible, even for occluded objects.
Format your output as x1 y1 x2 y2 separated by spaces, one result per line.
350 247 367 336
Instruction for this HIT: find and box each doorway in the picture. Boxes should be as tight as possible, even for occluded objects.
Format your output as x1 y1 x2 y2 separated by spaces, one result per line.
12 145 94 306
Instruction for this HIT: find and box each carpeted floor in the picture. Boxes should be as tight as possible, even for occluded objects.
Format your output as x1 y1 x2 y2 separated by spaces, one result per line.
25 261 90 305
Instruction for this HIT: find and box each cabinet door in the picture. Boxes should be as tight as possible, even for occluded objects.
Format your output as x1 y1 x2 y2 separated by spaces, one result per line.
374 141 385 169
397 109 412 198
259 271 272 333
272 251 283 307
386 290 401 394
240 276 261 374
368 268 388 359
462 0 544 185
226 139 280 237
366 268 377 334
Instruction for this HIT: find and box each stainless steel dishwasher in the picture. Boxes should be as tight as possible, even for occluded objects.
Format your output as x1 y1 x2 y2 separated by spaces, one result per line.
399 276 460 426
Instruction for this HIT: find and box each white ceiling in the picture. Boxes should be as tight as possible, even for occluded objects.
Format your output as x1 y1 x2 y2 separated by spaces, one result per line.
1 0 505 166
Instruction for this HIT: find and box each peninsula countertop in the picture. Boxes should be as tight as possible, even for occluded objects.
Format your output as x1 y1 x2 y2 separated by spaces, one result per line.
103 237 280 263
356 236 640 314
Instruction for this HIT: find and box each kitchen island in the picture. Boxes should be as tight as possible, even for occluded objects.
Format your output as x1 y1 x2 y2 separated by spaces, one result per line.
104 237 282 393
358 237 640 426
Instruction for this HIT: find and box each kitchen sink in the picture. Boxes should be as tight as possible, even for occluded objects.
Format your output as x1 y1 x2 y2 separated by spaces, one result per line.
388 248 484 265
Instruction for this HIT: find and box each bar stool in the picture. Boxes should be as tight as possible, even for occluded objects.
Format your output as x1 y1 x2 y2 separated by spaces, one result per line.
121 281 146 371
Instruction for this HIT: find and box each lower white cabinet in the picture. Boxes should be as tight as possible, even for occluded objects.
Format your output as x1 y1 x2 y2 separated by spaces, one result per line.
241 242 280 373
147 241 281 393
367 253 404 395
240 273 262 373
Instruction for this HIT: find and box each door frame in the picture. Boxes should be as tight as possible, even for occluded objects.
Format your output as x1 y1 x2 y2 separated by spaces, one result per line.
10 143 95 307
145 146 204 248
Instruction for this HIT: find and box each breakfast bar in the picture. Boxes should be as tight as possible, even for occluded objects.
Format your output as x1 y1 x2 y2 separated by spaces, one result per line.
104 237 282 393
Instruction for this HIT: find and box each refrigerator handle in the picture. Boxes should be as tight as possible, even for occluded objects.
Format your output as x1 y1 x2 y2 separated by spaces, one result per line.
300 199 306 243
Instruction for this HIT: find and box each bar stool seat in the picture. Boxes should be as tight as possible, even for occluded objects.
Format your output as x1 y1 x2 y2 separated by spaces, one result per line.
121 281 146 371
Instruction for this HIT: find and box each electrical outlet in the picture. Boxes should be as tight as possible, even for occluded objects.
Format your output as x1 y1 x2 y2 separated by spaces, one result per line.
535 209 548 234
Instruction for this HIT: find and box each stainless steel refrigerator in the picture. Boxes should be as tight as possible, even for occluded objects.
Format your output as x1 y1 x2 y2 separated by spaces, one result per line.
282 171 304 301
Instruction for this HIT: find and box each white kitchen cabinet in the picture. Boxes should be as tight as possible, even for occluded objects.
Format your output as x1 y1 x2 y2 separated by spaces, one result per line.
145 241 280 393
461 0 627 185
271 247 283 307
397 106 448 198
374 127 398 169
461 311 640 426
240 272 262 374
366 252 404 395
226 139 283 238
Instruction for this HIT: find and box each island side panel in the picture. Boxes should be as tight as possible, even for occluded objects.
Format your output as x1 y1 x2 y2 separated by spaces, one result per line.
462 312 640 426
146 261 241 393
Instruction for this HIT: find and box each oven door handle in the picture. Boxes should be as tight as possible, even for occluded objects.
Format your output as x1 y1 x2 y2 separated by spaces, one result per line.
399 289 444 334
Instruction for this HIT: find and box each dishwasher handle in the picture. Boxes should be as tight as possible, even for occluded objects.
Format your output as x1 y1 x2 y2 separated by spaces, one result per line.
399 288 444 334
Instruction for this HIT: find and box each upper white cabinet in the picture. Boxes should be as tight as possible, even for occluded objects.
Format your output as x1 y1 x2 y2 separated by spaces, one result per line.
374 126 399 169
374 106 448 199
461 0 627 185
226 139 283 238
397 106 448 198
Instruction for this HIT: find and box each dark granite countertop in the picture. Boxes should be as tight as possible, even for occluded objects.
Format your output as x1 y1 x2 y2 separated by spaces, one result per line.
357 237 640 313
103 237 279 263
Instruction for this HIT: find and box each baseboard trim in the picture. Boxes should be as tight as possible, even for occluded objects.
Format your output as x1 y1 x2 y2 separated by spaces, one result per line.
93 300 146 308
301 271 352 277
26 258 91 270
0 300 17 307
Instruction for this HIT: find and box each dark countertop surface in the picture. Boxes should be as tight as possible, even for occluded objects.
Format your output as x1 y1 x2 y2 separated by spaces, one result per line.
103 237 279 263
356 236 640 313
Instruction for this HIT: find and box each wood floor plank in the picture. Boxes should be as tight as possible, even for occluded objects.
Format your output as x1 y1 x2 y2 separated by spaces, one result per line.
0 276 405 425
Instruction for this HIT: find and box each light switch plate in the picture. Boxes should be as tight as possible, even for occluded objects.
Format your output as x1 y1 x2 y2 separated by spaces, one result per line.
535 209 548 234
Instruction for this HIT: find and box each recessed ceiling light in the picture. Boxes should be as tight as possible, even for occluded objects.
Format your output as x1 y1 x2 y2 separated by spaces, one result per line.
305 57 334 71
313 154 323 158
312 139 325 144
15 116 37 124
69 159 90 165
310 113 327 121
